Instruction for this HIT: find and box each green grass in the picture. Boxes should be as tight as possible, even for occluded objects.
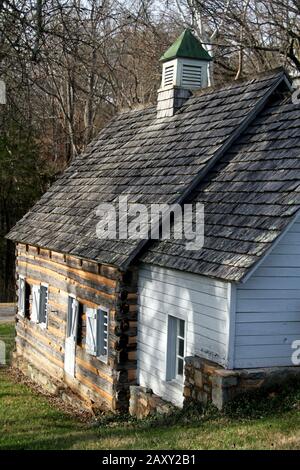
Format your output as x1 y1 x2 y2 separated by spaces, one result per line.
1 322 300 450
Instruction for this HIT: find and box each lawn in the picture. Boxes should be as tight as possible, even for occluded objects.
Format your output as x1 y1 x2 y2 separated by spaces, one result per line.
1 322 300 450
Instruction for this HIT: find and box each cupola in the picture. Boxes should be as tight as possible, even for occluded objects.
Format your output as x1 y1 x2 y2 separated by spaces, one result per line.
157 29 212 118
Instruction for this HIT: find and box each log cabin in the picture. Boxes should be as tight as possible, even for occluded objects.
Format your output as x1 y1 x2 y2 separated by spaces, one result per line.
7 30 300 414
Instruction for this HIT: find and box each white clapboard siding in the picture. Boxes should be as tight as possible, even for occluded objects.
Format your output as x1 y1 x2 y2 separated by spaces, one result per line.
235 215 300 368
137 264 230 406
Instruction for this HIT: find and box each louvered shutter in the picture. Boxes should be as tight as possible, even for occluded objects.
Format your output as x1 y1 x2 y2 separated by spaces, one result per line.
86 308 98 356
31 285 40 323
39 285 48 327
18 277 25 316
98 308 109 358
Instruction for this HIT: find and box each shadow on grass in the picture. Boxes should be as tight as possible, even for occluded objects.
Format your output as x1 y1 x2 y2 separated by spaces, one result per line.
0 428 97 450
89 380 300 450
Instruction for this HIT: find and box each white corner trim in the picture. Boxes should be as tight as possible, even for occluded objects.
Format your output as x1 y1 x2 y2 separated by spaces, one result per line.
240 209 300 284
226 282 236 370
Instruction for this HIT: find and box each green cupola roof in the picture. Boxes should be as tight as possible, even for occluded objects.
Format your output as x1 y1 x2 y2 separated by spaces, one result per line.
160 29 212 63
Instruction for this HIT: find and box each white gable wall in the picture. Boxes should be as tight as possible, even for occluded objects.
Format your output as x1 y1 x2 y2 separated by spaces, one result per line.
234 215 300 368
137 264 231 406
137 214 300 406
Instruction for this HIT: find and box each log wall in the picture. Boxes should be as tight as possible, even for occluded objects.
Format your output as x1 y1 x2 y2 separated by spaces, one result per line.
14 243 137 411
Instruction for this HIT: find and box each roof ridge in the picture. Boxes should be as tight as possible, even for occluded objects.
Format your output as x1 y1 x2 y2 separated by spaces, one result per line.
118 103 156 116
116 68 290 119
192 67 290 97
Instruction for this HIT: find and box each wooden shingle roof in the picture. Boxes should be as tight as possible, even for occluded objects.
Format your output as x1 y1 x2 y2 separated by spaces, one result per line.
7 68 296 281
141 95 300 281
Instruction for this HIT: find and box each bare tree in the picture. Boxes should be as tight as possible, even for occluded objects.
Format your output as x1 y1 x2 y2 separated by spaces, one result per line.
170 0 300 82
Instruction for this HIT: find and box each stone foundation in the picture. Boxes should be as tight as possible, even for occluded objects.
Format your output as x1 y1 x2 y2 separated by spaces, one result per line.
184 356 300 409
13 354 107 412
129 386 175 419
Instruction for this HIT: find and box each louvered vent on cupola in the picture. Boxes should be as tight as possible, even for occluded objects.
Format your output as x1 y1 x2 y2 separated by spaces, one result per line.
157 29 212 118
181 63 202 88
163 63 175 87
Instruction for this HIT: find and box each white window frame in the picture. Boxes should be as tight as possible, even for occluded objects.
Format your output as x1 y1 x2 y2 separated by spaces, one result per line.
38 283 49 329
175 318 185 380
86 307 98 356
166 315 186 383
67 294 79 339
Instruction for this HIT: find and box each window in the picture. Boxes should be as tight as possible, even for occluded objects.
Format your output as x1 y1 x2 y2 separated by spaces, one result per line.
166 316 186 381
24 282 31 319
18 277 30 318
29 283 48 326
86 306 109 362
38 284 48 327
77 302 84 346
31 285 40 323
66 296 83 345
176 319 185 377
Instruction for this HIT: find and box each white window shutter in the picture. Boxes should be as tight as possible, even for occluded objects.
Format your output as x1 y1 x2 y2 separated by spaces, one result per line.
67 297 73 337
18 278 25 317
86 308 97 356
31 285 40 323
71 300 79 340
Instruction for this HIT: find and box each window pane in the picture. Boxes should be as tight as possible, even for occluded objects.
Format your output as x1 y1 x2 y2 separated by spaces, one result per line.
179 319 185 337
177 358 183 376
25 282 31 319
77 303 83 345
178 338 184 357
